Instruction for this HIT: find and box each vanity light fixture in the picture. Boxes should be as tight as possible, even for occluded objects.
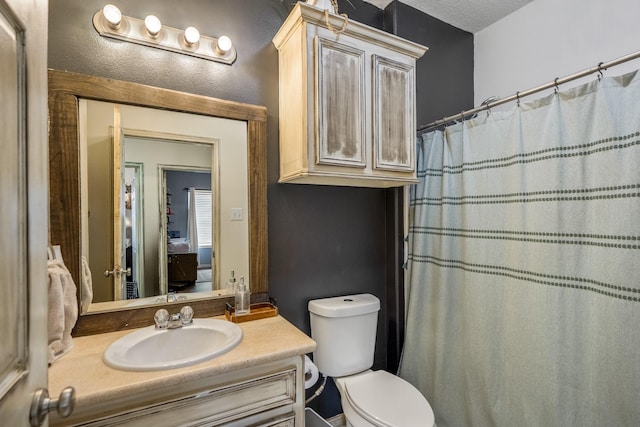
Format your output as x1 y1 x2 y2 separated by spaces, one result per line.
93 5 237 65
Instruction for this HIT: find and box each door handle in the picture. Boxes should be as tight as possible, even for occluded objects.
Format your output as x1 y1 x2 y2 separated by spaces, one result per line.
104 267 131 277
30 386 75 426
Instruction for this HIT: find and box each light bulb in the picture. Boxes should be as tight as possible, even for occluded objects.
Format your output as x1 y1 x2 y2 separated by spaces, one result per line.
216 35 232 54
144 15 162 37
183 26 200 46
102 4 122 29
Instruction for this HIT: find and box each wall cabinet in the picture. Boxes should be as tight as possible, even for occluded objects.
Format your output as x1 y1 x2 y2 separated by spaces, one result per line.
272 3 427 188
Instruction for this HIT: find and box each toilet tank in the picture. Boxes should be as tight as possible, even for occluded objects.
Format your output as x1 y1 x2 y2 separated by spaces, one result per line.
308 294 380 377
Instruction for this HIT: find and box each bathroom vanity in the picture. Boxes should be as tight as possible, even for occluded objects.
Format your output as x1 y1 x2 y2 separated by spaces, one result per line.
47 315 316 426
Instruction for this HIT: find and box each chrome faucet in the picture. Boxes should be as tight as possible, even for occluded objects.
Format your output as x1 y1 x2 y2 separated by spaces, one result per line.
166 291 177 302
154 306 194 329
166 291 188 303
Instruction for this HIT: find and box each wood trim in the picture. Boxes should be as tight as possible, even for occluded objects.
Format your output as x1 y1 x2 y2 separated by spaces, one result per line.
48 69 268 336
72 293 271 338
48 70 267 122
248 119 269 295
49 90 81 292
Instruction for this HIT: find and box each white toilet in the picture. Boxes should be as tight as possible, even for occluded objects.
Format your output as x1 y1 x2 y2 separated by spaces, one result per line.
308 293 435 427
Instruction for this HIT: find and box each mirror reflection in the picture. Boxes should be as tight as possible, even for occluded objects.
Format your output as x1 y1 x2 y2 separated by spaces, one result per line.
81 100 250 312
164 169 213 294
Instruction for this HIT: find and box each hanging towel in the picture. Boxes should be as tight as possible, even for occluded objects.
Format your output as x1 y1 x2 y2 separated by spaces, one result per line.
80 256 93 313
47 258 78 364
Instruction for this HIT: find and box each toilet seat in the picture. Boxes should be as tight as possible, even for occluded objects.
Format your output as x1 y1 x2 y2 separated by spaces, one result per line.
342 370 435 427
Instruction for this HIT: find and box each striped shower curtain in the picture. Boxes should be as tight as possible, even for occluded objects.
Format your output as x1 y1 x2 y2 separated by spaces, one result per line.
398 70 640 426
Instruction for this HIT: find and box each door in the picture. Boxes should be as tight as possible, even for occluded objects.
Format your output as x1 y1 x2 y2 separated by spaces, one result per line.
0 0 49 425
111 107 127 300
85 102 128 301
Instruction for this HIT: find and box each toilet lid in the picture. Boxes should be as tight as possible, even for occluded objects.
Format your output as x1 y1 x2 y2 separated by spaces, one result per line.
344 371 435 427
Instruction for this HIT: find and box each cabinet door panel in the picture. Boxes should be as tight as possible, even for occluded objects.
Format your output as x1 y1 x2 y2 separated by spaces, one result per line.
315 37 366 168
373 55 415 172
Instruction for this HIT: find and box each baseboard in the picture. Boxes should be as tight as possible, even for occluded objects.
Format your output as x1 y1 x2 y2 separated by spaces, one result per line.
326 413 346 427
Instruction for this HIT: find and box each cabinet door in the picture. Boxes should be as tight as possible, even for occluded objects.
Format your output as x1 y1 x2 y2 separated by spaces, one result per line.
372 55 415 172
315 37 366 168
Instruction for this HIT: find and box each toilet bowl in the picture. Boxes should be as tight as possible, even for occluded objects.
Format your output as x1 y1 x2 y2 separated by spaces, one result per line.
334 370 435 427
308 294 436 427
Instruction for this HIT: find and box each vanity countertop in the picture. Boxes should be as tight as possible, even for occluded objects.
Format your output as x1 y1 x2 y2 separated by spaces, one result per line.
48 315 316 413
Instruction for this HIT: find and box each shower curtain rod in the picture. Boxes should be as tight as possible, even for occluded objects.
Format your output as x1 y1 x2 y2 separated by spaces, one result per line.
418 49 640 134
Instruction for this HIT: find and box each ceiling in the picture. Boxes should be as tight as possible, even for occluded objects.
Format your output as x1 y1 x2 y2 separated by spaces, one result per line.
363 0 534 33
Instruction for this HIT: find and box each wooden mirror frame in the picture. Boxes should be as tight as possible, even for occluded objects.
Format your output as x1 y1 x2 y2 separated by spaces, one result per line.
48 69 268 336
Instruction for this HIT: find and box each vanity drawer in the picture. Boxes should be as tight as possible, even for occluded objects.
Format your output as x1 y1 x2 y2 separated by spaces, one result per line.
75 368 297 427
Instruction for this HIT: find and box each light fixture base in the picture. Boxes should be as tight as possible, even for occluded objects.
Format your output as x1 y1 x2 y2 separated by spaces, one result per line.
93 10 236 65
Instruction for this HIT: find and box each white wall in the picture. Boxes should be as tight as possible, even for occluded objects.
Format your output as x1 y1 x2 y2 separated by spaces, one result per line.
475 0 640 106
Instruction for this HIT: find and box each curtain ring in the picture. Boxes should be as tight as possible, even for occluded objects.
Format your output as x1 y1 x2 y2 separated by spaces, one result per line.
553 78 560 94
597 62 605 81
516 91 521 107
481 96 496 117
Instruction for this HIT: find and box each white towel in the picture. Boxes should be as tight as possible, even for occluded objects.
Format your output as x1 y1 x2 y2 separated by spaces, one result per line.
80 256 93 313
47 259 78 364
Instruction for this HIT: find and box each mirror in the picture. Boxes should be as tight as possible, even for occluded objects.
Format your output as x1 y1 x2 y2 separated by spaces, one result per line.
81 100 250 310
49 69 268 335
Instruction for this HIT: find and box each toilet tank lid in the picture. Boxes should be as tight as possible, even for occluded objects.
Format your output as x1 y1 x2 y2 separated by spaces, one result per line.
308 294 380 318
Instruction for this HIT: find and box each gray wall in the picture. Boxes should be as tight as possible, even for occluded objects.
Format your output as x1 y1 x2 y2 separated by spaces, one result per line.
49 0 473 418
384 1 474 126
165 170 211 241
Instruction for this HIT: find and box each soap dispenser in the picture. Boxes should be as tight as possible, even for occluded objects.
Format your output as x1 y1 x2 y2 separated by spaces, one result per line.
235 276 250 315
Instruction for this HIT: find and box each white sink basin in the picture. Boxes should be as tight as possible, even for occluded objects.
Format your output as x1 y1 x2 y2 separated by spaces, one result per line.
103 319 243 371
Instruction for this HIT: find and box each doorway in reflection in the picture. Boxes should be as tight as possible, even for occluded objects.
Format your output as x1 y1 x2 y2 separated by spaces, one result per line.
124 164 143 299
164 169 213 294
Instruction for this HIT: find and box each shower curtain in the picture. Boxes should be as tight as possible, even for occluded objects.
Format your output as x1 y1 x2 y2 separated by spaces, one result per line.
399 70 640 426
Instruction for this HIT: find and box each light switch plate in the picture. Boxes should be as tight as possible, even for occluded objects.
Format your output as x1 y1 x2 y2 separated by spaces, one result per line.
231 207 244 221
